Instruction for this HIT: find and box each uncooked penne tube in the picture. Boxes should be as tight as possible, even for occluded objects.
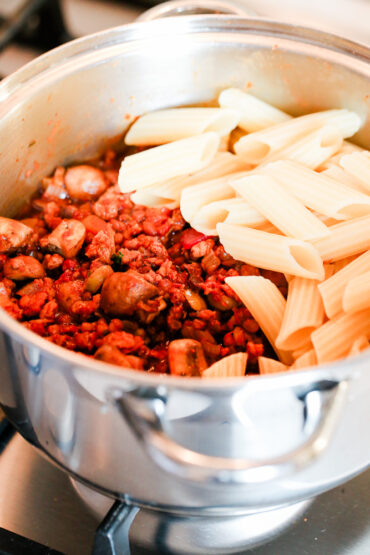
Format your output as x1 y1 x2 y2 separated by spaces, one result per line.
225 276 291 363
218 223 325 280
291 349 317 370
255 222 284 235
231 174 330 240
265 125 342 170
311 216 370 262
191 198 266 236
340 152 370 193
292 341 314 359
130 189 178 208
311 309 370 363
318 250 370 318
276 277 325 350
180 171 250 223
321 165 368 194
318 140 364 170
202 352 248 378
124 108 240 145
118 132 219 192
258 357 288 374
262 160 370 220
233 109 361 164
218 88 291 132
156 152 250 200
347 336 370 357
342 271 370 313
131 151 249 206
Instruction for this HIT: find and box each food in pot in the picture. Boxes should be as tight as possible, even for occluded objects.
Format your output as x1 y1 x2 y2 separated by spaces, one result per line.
0 89 369 376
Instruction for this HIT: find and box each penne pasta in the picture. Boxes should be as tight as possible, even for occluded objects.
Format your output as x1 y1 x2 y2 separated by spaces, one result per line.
180 175 236 223
202 352 248 378
258 357 288 374
233 109 361 164
118 132 219 192
339 152 370 193
292 341 314 359
310 216 370 262
191 198 266 236
264 125 342 169
130 188 178 208
311 309 370 363
261 160 370 220
291 349 317 370
255 222 284 235
317 140 364 170
124 107 240 145
225 275 292 363
218 88 291 132
131 151 249 207
321 165 368 194
318 250 370 318
347 335 370 357
276 277 325 350
218 223 325 280
342 271 370 313
231 174 330 240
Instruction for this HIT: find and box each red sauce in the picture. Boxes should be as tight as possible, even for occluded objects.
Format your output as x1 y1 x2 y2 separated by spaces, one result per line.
0 149 287 375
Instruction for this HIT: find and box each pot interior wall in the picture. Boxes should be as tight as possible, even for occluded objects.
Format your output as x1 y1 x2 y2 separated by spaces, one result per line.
0 21 369 218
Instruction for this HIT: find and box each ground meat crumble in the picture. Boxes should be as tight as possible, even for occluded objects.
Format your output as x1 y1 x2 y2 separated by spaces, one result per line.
0 149 287 375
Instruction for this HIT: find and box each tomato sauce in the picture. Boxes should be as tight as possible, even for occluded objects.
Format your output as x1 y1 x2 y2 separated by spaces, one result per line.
0 149 287 375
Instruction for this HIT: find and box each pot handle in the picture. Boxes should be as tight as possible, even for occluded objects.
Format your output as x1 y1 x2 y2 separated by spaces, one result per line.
137 0 257 22
109 380 348 484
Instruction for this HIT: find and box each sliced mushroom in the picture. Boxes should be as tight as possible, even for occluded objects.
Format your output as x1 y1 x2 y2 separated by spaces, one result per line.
4 256 45 280
207 293 237 311
42 219 86 258
100 270 159 316
184 289 207 311
56 280 84 313
85 265 113 293
65 165 108 201
168 339 208 377
0 217 33 254
94 344 144 369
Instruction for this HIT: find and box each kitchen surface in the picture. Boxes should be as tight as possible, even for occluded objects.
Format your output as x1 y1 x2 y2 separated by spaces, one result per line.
0 1 369 554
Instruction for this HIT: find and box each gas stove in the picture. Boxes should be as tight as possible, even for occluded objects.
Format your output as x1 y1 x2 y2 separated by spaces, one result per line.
0 418 369 554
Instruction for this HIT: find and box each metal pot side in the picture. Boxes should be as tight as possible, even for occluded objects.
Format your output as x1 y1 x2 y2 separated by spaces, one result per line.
0 15 369 512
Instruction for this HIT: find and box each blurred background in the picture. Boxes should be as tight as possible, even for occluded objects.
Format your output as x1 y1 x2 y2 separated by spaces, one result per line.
0 0 369 79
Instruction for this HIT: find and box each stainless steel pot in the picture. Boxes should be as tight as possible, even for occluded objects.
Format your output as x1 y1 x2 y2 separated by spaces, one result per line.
0 0 369 515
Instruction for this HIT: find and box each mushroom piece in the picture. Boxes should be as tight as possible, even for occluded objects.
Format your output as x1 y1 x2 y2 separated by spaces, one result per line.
94 344 144 369
56 280 84 313
65 165 108 201
100 270 159 317
4 256 45 280
0 217 33 253
42 219 86 258
168 339 208 377
85 265 113 293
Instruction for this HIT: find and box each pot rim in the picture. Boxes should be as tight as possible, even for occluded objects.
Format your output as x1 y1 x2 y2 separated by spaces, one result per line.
0 15 369 100
0 15 369 390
